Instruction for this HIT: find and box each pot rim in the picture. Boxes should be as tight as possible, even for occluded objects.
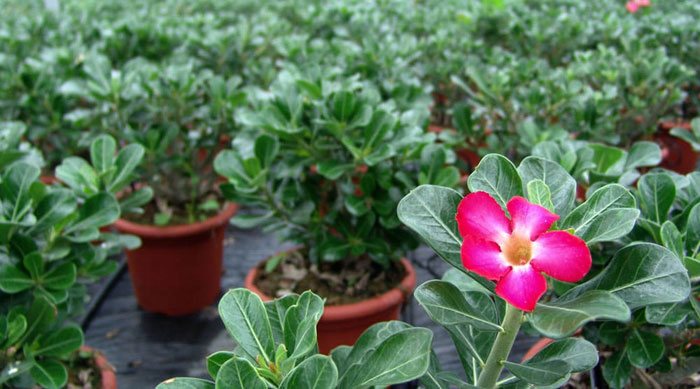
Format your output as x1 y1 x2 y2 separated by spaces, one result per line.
245 255 416 322
658 119 691 131
79 346 117 389
114 203 238 239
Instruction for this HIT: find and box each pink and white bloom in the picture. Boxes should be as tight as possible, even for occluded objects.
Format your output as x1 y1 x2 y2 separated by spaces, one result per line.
456 192 591 312
626 0 650 13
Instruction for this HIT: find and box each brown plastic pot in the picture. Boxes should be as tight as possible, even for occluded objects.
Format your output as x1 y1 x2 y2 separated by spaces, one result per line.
245 257 417 354
79 346 117 389
656 120 698 174
114 203 238 316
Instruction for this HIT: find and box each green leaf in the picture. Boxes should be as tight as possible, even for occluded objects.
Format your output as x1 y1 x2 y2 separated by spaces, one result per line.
415 280 501 331
625 141 661 170
316 161 353 180
1 162 40 222
119 187 153 214
156 378 215 389
65 193 120 233
90 134 117 175
525 179 555 212
660 221 684 259
42 263 76 290
530 290 630 339
561 184 639 244
30 188 76 233
503 360 570 386
339 327 432 388
55 157 98 195
685 203 700 257
398 185 493 291
30 358 67 389
218 289 274 363
207 351 234 379
280 355 338 389
518 156 576 217
0 265 33 293
107 143 145 193
214 358 266 389
283 291 324 360
467 154 523 208
23 252 44 280
638 173 676 225
602 350 632 389
626 330 664 368
35 325 83 357
254 134 279 168
646 302 691 326
525 338 598 373
21 296 56 344
562 243 690 310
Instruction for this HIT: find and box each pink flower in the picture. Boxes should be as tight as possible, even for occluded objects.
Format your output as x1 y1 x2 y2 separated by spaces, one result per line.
456 192 591 312
626 0 650 13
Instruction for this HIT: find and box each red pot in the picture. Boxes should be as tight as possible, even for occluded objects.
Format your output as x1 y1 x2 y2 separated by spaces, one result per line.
245 257 417 354
656 121 698 174
456 147 481 170
114 204 238 316
79 346 117 389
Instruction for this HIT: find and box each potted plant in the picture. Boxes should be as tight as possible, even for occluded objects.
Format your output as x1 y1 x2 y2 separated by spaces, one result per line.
0 134 146 388
160 153 695 388
60 55 246 316
215 75 460 352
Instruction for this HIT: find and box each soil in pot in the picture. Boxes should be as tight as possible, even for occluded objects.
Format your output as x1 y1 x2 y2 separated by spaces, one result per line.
249 249 415 353
67 347 117 389
115 202 238 316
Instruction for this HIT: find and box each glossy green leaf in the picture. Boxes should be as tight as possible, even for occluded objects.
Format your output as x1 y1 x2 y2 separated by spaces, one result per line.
415 280 501 331
561 184 639 244
30 189 76 233
562 243 690 309
280 355 338 389
602 350 632 389
218 289 274 363
525 337 598 373
645 301 691 326
525 179 555 213
107 143 145 192
467 154 523 208
660 221 684 259
214 358 266 389
638 173 676 225
90 134 116 175
0 265 33 293
398 185 493 291
156 378 215 389
35 325 83 357
503 360 570 386
685 203 700 257
530 290 630 339
65 193 119 233
206 352 233 379
339 327 432 388
30 358 67 389
626 330 664 368
42 263 76 290
253 134 279 168
518 156 576 216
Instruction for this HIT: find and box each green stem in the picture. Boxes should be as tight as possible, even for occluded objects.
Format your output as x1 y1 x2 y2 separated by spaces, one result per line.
477 303 524 389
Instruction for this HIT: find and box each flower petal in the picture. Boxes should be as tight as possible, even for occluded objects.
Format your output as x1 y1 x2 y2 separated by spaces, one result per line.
507 196 559 241
531 231 592 283
626 1 639 12
461 237 510 280
495 265 547 312
456 192 510 243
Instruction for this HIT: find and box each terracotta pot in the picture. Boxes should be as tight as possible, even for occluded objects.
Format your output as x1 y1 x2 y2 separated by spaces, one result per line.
456 147 482 170
576 184 587 201
245 257 417 354
40 175 58 185
114 203 238 316
521 337 556 362
656 121 698 174
79 346 117 389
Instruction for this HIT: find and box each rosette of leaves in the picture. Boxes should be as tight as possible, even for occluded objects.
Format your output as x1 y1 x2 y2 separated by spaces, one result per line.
581 169 700 388
157 288 432 389
532 137 662 196
397 154 691 388
0 134 149 388
215 75 459 268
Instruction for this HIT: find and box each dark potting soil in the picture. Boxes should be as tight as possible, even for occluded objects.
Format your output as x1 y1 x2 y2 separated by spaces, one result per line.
67 350 102 389
255 249 406 305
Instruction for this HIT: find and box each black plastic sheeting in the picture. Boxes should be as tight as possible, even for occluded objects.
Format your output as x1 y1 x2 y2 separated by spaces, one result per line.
82 226 538 388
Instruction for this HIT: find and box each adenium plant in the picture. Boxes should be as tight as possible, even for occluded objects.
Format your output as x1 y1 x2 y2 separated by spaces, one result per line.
0 134 148 388
398 153 690 388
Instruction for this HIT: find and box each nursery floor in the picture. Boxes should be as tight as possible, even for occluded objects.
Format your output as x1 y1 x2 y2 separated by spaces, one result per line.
83 226 538 388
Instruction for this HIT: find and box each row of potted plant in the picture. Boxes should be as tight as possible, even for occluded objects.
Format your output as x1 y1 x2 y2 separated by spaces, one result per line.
158 152 699 388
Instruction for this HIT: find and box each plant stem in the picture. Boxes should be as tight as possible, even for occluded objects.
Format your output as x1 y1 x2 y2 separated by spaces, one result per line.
477 303 524 389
